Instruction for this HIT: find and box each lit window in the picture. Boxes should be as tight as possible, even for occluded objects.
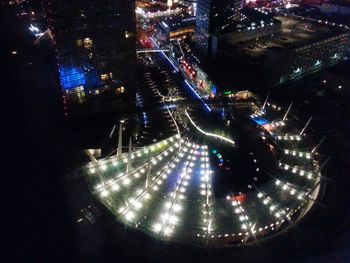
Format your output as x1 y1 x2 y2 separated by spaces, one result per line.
76 39 83 47
83 37 93 49
115 86 125 94
101 74 109 81
125 31 134 38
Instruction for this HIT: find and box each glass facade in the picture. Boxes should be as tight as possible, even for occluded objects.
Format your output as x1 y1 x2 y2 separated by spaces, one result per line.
195 0 242 57
43 0 136 115
196 0 211 56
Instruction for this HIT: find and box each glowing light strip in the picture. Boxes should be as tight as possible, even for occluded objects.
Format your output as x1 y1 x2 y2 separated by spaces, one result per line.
184 80 211 112
153 141 194 235
257 192 288 220
282 149 311 159
278 162 315 180
203 148 213 237
275 179 306 198
231 198 254 234
92 134 178 170
93 137 181 192
117 140 191 224
185 111 235 146
150 37 179 72
136 49 170 53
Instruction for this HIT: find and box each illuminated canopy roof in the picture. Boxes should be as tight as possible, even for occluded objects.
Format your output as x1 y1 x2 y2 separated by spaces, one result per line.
81 103 323 247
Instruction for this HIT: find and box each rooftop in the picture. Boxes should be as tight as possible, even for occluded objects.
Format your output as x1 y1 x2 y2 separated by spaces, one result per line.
237 15 348 57
159 16 196 31
137 2 187 13
219 8 277 35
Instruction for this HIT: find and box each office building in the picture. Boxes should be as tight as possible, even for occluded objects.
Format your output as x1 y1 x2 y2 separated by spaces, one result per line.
211 8 282 59
43 0 136 116
157 16 196 44
195 0 242 57
215 15 350 86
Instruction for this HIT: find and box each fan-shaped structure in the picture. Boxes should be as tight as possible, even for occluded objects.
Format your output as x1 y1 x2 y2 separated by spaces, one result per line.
82 101 324 247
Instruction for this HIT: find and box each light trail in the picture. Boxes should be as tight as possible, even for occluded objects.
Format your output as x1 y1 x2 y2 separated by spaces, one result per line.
184 80 211 112
185 111 235 146
136 49 170 53
150 37 211 112
150 37 179 72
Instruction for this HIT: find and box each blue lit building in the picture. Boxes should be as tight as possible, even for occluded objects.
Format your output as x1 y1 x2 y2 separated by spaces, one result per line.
43 0 136 116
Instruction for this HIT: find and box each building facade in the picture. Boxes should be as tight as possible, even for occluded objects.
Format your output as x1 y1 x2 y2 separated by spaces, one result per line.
157 16 196 44
277 32 350 84
43 0 136 116
210 15 350 87
195 0 242 57
211 9 282 59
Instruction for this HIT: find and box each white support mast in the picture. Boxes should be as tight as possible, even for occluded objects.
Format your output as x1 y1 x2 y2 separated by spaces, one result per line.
145 149 151 188
300 117 312 136
126 137 133 174
283 102 293 121
311 136 326 154
117 120 124 157
262 92 270 110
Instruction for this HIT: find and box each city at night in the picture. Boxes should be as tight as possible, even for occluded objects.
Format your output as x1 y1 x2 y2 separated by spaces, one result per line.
3 0 350 262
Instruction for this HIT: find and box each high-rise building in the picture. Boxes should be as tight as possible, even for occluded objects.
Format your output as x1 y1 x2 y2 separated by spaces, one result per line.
43 0 136 116
195 0 242 57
